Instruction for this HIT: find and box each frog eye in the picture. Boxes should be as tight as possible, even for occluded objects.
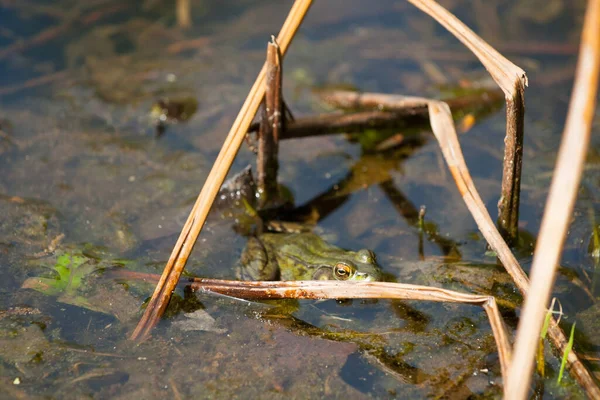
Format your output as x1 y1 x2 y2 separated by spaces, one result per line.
334 263 353 280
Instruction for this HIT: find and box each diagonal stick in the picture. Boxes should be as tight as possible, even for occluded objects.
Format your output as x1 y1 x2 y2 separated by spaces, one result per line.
131 0 314 341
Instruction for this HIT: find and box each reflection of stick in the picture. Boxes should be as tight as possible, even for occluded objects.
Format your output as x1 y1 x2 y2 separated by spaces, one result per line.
131 0 314 342
0 71 68 96
0 4 127 61
257 38 282 207
379 180 459 257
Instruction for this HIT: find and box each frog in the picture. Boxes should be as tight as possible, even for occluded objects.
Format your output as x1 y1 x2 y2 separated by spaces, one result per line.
237 232 382 282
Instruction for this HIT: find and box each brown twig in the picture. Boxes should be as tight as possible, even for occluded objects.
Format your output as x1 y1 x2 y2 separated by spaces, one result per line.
408 0 527 246
427 101 599 398
257 38 283 207
247 88 503 139
112 269 510 377
316 91 431 111
506 0 600 398
130 0 314 341
176 0 191 29
497 80 524 245
365 40 579 61
320 89 504 112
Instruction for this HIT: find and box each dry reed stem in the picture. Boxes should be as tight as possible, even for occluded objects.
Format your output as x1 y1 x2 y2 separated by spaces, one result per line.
497 80 524 245
317 91 432 110
406 0 527 96
257 38 282 206
115 270 511 376
131 0 314 341
176 0 191 29
428 102 529 291
408 0 526 245
506 0 600 398
407 1 598 395
428 101 600 397
246 88 504 139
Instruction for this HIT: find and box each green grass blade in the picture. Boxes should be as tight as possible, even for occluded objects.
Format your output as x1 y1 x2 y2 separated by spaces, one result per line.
557 323 576 384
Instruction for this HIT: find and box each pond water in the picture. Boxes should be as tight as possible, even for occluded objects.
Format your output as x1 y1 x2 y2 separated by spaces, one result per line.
0 0 598 398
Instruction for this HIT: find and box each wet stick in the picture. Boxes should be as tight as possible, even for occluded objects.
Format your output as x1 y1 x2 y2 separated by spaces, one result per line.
130 0 314 341
428 99 600 398
407 0 527 246
257 38 282 208
497 81 524 246
402 2 596 394
247 88 504 139
176 0 191 29
506 0 600 397
113 269 512 377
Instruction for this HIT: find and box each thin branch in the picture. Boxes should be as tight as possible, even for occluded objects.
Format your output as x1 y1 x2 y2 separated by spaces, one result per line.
427 101 600 398
408 0 527 245
257 38 282 207
506 0 600 398
497 81 524 245
246 88 504 139
113 270 511 376
404 3 597 395
406 0 527 95
176 0 191 29
428 101 529 296
130 0 314 341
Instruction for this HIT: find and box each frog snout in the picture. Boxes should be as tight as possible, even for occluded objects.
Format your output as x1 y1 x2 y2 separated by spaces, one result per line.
355 271 375 281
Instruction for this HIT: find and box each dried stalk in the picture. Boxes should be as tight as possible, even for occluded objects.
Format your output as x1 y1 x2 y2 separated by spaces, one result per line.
317 91 431 110
176 0 191 29
403 1 597 394
497 80 524 245
257 38 282 207
428 102 528 295
130 0 314 341
246 88 503 139
427 101 600 398
277 110 426 138
318 89 504 118
114 270 510 377
506 0 600 398
408 0 527 245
